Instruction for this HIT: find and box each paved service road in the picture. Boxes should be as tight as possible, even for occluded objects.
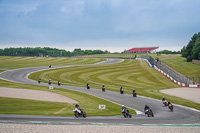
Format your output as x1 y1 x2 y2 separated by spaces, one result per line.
0 58 200 125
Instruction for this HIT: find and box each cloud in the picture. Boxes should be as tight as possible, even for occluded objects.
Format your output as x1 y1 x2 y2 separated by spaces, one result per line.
0 2 38 15
60 0 85 15
0 0 200 52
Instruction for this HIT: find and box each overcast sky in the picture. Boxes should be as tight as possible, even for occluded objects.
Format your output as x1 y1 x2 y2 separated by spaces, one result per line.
0 0 200 52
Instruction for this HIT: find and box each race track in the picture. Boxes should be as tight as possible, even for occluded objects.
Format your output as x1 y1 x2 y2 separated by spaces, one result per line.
0 58 200 125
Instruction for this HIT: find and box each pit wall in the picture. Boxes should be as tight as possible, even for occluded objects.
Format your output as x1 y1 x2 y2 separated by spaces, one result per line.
136 58 200 88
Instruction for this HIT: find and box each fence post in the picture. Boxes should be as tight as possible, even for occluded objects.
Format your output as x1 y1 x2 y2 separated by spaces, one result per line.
199 77 200 84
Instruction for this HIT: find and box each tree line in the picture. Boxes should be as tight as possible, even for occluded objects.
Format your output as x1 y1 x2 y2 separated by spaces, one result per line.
156 50 181 54
181 32 200 61
0 47 110 57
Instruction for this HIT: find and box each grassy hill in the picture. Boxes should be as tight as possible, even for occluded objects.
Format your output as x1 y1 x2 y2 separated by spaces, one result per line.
29 58 200 110
0 57 133 116
160 55 200 83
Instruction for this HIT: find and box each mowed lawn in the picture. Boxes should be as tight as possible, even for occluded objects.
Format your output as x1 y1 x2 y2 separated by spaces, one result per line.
0 56 105 69
160 55 200 83
81 53 168 59
0 57 134 116
0 73 134 116
29 59 200 110
30 59 178 94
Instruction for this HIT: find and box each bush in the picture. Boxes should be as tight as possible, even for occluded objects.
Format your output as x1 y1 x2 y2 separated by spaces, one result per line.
187 56 192 62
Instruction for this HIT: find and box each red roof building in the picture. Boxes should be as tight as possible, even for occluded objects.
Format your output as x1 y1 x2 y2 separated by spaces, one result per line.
123 47 159 53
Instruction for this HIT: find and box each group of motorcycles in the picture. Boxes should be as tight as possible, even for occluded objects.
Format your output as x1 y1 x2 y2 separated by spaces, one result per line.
87 84 105 92
38 67 172 119
120 87 137 97
87 84 137 97
38 79 61 86
162 97 174 111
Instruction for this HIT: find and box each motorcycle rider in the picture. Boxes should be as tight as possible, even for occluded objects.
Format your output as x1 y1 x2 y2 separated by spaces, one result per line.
122 105 131 118
102 85 105 92
168 101 172 106
132 89 136 97
87 83 90 89
122 105 128 114
58 80 61 85
120 87 124 94
49 65 51 68
74 104 81 113
75 104 80 108
122 105 127 110
48 79 51 85
144 105 150 114
162 96 168 106
73 104 86 118
162 96 166 101
38 78 41 83
168 101 173 111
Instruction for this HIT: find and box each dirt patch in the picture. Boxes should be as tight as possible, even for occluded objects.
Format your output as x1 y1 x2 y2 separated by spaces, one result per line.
53 107 68 114
160 87 200 104
0 87 78 104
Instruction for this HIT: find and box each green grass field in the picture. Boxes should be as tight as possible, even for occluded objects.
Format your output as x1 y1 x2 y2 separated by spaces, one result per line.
80 53 168 59
0 78 135 116
160 55 200 83
0 56 105 69
1 54 200 116
0 58 135 116
29 59 200 110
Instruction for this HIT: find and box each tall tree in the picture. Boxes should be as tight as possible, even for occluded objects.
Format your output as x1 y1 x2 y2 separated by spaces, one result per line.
181 32 200 61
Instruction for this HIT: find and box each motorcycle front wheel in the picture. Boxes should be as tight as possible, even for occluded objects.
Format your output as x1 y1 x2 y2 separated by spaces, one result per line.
74 111 79 118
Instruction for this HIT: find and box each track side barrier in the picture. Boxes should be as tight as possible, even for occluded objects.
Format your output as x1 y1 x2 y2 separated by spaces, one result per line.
136 58 200 88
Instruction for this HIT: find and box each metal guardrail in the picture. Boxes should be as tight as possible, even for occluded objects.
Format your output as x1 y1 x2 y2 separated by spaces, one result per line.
140 55 193 84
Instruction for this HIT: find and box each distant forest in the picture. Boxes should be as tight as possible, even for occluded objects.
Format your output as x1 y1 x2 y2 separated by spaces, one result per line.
0 47 110 57
181 32 200 61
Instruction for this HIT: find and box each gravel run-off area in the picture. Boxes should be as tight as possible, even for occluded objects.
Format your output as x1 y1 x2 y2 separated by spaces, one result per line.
0 124 200 133
0 87 78 104
160 87 200 104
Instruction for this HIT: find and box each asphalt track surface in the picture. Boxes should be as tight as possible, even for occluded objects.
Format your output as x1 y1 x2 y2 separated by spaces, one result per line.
0 58 200 125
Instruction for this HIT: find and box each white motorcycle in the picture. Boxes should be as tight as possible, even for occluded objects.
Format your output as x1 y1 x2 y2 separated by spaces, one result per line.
73 107 87 118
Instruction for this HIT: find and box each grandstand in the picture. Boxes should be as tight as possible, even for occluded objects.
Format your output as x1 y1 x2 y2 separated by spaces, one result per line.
123 47 159 53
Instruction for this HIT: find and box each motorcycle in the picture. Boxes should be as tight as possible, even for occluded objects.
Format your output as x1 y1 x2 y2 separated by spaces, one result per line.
87 84 90 89
73 107 87 118
58 81 61 86
133 90 137 97
168 104 173 111
145 109 154 117
162 100 168 106
102 86 105 92
120 87 124 94
48 80 51 85
38 79 41 83
122 108 132 118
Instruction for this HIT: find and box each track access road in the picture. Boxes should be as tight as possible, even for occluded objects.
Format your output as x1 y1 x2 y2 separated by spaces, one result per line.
0 58 200 125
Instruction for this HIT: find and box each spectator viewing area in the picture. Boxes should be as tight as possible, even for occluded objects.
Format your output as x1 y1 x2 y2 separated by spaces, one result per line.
123 47 159 53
